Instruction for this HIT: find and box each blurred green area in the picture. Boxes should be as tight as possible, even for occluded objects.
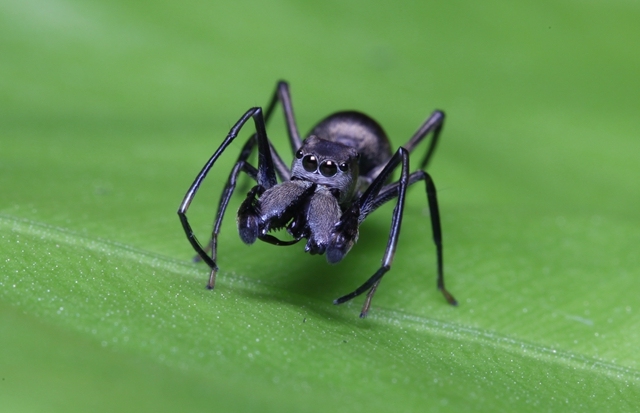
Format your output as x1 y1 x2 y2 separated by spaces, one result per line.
1 0 640 412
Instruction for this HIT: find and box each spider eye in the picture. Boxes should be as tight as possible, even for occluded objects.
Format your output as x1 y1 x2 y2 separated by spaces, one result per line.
295 149 304 159
302 155 318 172
319 160 338 177
338 162 349 172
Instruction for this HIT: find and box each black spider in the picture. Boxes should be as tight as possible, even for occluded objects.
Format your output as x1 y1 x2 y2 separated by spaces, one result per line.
178 81 457 317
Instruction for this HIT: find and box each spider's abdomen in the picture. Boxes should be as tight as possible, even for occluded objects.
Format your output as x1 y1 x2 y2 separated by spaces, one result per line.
308 111 393 177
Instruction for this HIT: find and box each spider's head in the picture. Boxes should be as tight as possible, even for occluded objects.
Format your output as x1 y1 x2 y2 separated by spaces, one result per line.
291 135 359 204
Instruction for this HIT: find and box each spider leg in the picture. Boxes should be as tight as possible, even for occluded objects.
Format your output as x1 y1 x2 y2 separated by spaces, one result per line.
195 137 257 288
178 107 280 287
201 79 304 260
366 170 457 307
267 80 303 152
334 148 457 317
256 80 303 181
332 147 410 317
402 110 445 169
362 110 444 183
234 81 301 192
182 81 306 289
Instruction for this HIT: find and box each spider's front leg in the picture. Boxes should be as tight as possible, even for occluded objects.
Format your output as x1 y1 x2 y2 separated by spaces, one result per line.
178 108 267 274
332 147 412 317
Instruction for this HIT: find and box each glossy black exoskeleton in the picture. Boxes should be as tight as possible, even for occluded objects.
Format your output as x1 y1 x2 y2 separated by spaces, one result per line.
178 81 457 317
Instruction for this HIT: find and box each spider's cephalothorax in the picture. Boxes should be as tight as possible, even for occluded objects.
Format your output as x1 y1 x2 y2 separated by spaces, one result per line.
178 81 457 317
237 134 360 260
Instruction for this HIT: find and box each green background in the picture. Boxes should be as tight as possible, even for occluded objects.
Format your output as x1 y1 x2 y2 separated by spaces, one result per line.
2 0 639 411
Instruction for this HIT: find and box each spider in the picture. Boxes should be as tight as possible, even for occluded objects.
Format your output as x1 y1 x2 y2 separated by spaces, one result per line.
177 81 457 317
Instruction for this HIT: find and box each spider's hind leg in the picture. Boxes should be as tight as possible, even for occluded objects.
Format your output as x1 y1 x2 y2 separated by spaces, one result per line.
402 110 445 169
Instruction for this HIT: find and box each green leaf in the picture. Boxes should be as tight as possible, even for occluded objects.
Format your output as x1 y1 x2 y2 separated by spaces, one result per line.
2 0 639 412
